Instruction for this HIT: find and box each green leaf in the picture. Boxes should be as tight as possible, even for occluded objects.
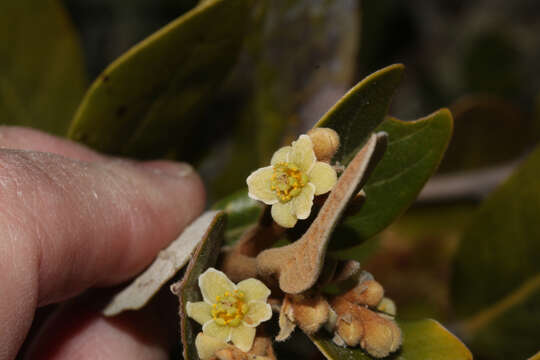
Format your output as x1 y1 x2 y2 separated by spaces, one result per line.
452 145 540 359
212 189 264 245
67 0 250 158
329 109 453 252
311 319 472 360
316 64 404 166
171 211 226 360
0 0 86 135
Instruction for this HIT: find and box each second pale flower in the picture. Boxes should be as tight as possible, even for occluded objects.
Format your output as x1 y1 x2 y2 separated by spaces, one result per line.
186 268 273 354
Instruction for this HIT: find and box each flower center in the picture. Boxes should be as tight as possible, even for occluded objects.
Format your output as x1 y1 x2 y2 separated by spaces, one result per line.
271 162 309 202
211 290 248 327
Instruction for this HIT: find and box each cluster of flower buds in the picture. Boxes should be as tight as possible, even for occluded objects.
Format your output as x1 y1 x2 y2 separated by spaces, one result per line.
329 275 401 358
277 271 402 358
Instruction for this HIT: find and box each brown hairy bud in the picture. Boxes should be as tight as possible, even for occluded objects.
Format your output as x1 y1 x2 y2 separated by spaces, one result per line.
277 294 330 340
331 296 402 358
291 294 330 334
342 279 384 307
336 312 364 346
361 313 402 358
307 127 340 162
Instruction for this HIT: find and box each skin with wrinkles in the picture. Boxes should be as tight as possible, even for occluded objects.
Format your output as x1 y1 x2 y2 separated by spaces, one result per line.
0 126 205 360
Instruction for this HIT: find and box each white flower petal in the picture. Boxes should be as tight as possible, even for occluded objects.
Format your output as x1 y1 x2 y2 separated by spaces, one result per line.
195 332 228 360
271 201 297 228
271 146 292 165
243 301 273 327
237 278 271 303
309 161 337 195
230 324 256 352
247 166 278 205
202 320 232 342
199 268 236 304
290 135 316 173
186 301 212 325
293 183 315 220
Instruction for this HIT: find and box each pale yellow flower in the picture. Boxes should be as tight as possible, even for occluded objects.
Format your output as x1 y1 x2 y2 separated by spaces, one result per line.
186 268 272 354
246 134 337 228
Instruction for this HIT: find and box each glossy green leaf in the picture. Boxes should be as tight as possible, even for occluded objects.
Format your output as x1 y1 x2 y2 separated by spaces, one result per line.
68 0 250 158
212 189 264 245
316 64 404 166
0 0 86 135
171 211 226 360
311 319 472 360
452 145 540 359
329 109 453 252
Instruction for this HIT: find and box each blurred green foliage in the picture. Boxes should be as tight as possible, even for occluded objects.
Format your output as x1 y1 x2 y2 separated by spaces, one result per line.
452 146 540 359
0 0 86 134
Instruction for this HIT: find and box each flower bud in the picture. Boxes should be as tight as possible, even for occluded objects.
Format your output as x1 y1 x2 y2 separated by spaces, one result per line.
336 312 364 347
361 312 402 358
277 294 330 340
291 294 330 334
331 296 402 358
342 279 384 307
377 297 397 317
307 127 340 162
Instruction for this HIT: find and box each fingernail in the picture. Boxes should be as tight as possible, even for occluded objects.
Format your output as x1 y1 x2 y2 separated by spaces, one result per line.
141 161 194 179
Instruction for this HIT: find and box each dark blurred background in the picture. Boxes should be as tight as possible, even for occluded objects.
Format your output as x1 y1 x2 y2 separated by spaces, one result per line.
10 1 540 359
64 0 540 188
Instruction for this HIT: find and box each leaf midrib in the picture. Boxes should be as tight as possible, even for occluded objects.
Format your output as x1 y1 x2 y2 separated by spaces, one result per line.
456 273 540 338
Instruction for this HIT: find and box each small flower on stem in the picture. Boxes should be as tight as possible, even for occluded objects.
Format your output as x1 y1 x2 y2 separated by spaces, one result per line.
186 268 273 355
247 134 337 228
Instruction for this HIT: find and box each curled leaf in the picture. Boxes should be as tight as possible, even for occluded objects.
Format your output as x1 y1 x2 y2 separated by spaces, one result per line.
170 212 227 360
103 211 224 316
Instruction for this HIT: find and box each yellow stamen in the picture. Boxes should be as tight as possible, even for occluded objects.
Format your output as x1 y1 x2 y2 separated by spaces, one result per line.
270 162 309 202
212 290 248 327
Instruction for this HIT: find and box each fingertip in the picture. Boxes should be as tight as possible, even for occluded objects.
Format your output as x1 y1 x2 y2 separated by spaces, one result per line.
138 160 207 219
